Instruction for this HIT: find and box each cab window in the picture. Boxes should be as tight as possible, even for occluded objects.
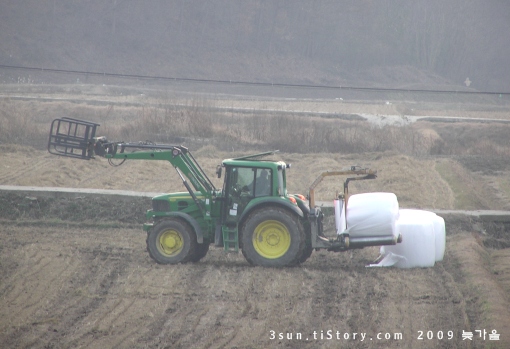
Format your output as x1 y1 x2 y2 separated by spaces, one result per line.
254 168 271 197
228 167 272 198
233 167 254 195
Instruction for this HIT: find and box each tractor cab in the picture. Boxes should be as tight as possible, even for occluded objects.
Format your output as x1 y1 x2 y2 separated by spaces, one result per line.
218 152 290 224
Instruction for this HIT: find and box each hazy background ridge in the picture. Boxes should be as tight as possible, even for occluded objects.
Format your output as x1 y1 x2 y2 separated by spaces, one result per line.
1 0 509 91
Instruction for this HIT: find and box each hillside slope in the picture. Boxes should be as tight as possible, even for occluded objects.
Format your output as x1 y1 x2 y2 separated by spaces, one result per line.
0 144 506 211
1 0 510 91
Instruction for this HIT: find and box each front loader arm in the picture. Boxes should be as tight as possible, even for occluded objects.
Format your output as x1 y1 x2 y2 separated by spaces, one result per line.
98 140 215 193
48 117 216 198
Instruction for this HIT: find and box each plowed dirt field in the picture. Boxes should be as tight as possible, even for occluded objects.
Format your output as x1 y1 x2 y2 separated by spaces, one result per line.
0 217 507 349
0 146 509 348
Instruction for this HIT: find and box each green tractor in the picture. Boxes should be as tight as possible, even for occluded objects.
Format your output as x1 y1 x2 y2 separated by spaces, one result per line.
48 117 400 267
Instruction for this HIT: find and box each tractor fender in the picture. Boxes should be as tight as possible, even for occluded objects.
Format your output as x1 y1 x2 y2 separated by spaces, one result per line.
239 197 304 226
157 212 204 243
296 200 310 216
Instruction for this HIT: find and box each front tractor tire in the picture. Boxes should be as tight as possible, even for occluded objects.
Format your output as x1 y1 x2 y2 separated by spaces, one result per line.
241 207 305 267
146 219 198 264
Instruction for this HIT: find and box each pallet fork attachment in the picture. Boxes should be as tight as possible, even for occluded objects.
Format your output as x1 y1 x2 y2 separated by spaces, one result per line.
48 117 100 160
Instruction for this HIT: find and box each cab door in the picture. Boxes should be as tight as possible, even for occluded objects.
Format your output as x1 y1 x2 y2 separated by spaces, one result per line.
222 166 272 225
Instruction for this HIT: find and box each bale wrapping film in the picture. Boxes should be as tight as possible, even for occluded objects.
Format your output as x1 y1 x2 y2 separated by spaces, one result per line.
399 209 446 262
334 198 347 234
345 192 399 238
381 209 436 268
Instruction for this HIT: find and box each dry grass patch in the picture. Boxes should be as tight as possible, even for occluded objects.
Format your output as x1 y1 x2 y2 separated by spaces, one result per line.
490 249 510 297
435 159 494 210
278 151 455 208
495 177 510 204
0 144 505 211
448 233 510 349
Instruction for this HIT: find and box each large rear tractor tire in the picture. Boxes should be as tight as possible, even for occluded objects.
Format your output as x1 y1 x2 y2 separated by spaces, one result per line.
146 219 197 264
241 207 305 267
299 231 313 264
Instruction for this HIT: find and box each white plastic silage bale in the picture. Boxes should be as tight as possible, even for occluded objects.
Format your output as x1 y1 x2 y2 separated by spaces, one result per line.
433 214 446 261
381 209 436 268
345 192 399 238
399 209 445 262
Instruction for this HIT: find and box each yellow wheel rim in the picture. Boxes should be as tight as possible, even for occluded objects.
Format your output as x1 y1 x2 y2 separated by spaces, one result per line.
157 229 184 257
253 220 291 259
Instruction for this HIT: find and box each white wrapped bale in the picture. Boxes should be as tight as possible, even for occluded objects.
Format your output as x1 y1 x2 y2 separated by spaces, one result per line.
334 198 347 234
380 209 436 268
345 192 399 238
398 209 446 262
433 214 446 262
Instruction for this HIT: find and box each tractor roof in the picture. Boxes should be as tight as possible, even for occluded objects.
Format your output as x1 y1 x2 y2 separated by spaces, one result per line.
231 150 279 161
222 150 285 168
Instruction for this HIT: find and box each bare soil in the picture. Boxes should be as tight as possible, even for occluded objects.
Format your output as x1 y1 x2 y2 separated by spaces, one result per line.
0 215 507 349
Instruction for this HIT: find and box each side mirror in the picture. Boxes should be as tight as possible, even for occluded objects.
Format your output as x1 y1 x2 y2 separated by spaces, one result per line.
216 165 223 178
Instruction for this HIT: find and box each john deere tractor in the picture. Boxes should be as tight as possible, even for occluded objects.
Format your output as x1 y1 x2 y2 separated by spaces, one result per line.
48 117 400 267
